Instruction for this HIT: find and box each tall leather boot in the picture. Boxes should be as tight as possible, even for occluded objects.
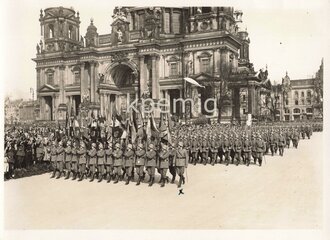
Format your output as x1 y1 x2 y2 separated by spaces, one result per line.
56 171 61 179
51 170 56 178
136 176 141 185
148 176 154 187
65 171 70 179
178 176 182 188
107 174 112 183
182 176 185 185
90 173 95 182
72 172 77 180
160 178 165 187
171 175 175 184
125 176 130 185
113 174 119 184
78 173 83 181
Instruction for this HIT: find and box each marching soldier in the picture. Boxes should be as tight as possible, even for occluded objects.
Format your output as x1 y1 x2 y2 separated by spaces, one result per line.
146 143 157 187
105 141 113 183
77 141 87 181
255 135 266 166
278 132 286 156
123 143 135 185
243 135 252 166
135 142 146 185
292 129 300 148
56 141 65 179
233 135 242 166
71 141 79 180
16 140 26 169
222 135 232 166
201 136 209 165
174 141 188 188
64 140 72 179
158 143 170 187
50 141 57 178
285 130 291 148
88 143 97 182
113 142 123 184
191 135 199 165
97 143 106 182
269 132 277 156
210 135 218 166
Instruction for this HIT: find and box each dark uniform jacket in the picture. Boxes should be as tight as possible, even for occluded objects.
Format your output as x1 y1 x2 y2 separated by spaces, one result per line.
146 149 157 167
159 149 170 169
135 148 146 166
105 148 113 165
113 149 123 167
175 149 188 167
124 150 135 167
65 146 72 162
88 149 97 165
97 149 105 165
56 146 64 162
77 147 87 164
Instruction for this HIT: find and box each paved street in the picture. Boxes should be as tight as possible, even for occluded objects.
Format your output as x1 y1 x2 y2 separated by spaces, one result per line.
4 133 323 229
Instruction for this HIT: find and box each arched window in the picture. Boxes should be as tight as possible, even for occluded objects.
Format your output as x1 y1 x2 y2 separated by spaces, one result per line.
306 108 313 113
294 91 299 99
293 108 300 114
49 24 54 38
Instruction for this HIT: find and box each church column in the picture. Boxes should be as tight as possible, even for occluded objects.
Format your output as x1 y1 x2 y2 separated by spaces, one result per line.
151 55 160 99
80 63 86 102
139 55 146 96
162 8 166 33
90 61 95 102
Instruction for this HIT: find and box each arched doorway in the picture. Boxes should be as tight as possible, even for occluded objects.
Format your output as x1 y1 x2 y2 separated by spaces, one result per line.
102 62 139 118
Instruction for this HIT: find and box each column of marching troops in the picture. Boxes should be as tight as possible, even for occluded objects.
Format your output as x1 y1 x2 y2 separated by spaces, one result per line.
4 121 322 187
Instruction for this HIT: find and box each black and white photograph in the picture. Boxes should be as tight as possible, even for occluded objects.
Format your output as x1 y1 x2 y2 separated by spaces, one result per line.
1 0 329 240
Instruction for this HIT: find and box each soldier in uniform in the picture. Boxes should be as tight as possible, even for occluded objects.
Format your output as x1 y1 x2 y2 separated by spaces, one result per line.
210 135 218 166
135 142 146 185
70 140 79 180
64 140 72 179
233 135 242 166
112 142 123 184
158 143 170 187
77 141 87 181
278 132 286 156
201 136 209 165
269 131 277 156
123 143 135 185
97 142 106 182
88 143 97 182
35 137 44 164
146 143 157 187
285 130 291 148
174 141 188 188
222 135 232 166
56 140 65 178
243 135 252 166
292 129 300 148
255 135 266 166
191 135 199 165
105 141 113 183
50 141 57 178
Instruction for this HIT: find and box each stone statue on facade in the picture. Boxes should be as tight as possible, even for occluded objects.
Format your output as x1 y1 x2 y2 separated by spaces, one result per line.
36 43 40 54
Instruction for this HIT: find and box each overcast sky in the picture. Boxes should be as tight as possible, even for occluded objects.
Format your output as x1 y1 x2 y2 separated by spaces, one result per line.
1 0 328 100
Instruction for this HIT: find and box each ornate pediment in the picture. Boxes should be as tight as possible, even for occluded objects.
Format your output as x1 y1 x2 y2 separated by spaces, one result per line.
38 84 58 92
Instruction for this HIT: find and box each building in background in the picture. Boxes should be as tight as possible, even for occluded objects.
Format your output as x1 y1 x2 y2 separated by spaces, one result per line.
33 6 270 124
257 59 323 121
4 98 23 125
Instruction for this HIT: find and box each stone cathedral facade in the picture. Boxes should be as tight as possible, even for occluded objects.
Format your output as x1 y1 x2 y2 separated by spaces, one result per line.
33 6 257 122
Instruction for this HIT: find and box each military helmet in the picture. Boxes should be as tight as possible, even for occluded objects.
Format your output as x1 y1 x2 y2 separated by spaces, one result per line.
127 143 133 150
92 143 96 148
99 143 103 149
138 143 143 149
149 143 154 149
178 141 184 147
115 143 120 149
